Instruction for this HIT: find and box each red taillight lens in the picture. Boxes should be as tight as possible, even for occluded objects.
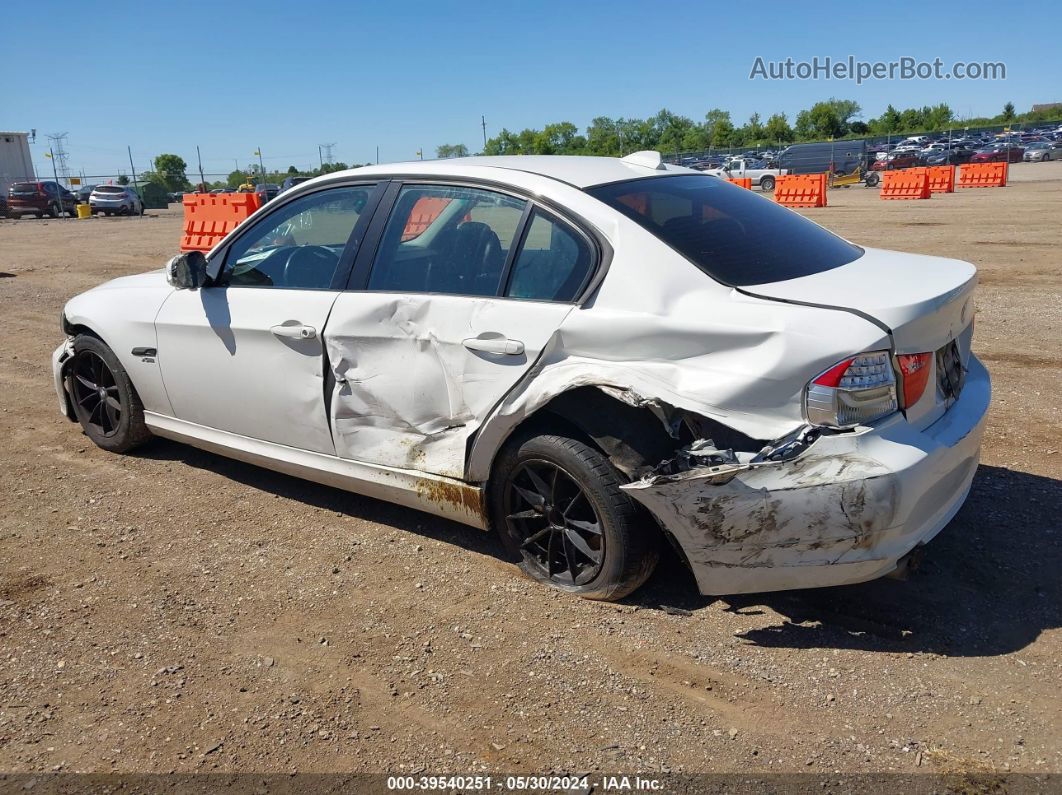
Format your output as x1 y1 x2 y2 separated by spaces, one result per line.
897 353 932 408
813 358 855 388
806 352 898 428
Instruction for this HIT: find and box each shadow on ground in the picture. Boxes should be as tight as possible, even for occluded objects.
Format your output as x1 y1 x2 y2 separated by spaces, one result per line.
137 438 1060 658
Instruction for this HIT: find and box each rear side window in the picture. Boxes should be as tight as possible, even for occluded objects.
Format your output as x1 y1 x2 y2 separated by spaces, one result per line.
506 210 593 301
10 183 37 194
368 185 527 296
587 174 862 286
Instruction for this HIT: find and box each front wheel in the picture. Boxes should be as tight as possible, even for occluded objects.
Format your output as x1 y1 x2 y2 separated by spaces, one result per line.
759 175 775 191
865 172 880 188
489 433 659 601
67 334 151 453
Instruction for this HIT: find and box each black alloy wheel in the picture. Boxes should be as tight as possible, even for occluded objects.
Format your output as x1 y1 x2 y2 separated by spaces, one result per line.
70 350 122 438
505 458 607 586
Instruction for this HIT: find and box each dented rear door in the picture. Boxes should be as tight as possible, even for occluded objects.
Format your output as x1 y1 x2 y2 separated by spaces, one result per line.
323 293 572 478
321 181 595 479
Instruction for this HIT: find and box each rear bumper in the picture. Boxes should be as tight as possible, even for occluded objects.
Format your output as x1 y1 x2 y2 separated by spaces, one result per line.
623 355 991 595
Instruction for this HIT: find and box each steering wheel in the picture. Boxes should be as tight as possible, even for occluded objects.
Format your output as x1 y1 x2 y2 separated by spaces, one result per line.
283 245 339 288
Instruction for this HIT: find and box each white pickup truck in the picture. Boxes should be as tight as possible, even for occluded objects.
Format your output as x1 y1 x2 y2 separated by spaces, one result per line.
704 159 789 191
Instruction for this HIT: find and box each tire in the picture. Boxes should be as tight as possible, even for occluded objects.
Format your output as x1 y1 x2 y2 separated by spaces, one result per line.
865 172 880 188
66 334 151 454
488 433 659 601
45 203 58 218
11 213 20 220
760 175 775 192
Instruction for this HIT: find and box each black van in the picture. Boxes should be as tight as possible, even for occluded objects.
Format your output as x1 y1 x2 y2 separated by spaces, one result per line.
776 141 867 175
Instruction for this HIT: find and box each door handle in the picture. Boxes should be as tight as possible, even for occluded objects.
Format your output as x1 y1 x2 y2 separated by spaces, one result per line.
462 336 525 355
270 323 317 340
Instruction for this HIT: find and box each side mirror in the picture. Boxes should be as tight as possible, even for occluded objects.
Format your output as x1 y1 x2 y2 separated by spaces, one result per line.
166 250 208 290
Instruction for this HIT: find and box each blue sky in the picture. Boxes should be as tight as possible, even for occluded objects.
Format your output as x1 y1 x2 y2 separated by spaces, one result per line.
2 0 1055 177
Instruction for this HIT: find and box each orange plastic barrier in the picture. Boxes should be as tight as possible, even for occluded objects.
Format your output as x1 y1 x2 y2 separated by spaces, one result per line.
725 177 752 189
180 192 263 252
774 173 827 208
927 165 955 193
402 196 453 241
880 169 931 200
958 162 1008 188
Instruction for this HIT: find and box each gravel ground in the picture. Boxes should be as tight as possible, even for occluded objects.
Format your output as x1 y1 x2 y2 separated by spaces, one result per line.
0 163 1059 777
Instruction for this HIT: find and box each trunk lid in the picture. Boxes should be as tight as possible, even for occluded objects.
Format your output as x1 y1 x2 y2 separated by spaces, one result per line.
744 246 977 429
743 246 976 355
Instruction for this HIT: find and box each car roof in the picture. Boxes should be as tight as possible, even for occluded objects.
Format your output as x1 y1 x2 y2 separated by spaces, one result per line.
319 153 700 189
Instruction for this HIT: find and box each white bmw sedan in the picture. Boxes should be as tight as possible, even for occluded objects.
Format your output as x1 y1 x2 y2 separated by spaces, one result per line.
52 152 990 600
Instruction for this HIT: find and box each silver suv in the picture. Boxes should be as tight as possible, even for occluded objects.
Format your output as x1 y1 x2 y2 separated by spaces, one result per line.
88 185 144 216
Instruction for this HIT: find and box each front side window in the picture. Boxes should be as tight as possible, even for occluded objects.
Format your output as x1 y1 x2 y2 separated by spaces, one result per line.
587 174 863 286
222 186 373 289
368 185 527 296
506 210 593 301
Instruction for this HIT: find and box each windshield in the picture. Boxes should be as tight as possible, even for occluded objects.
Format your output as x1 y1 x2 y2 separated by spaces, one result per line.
10 183 38 195
587 174 863 286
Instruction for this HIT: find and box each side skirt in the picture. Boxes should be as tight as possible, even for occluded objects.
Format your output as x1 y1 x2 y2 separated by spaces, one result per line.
144 412 486 528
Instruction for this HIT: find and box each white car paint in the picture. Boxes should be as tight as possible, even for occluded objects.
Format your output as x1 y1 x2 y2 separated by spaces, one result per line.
53 152 990 595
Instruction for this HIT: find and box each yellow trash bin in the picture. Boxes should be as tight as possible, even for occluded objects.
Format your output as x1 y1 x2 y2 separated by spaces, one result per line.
76 204 91 219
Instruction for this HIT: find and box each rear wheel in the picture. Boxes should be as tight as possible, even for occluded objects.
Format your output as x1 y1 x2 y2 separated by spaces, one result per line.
760 175 775 191
489 433 658 601
45 203 59 218
67 335 151 453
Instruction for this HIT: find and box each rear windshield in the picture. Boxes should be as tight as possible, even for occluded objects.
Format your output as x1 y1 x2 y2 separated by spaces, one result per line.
10 183 38 194
94 186 128 194
586 174 863 286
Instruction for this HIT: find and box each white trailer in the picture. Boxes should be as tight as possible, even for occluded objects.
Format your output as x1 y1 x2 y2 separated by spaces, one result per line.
0 132 35 196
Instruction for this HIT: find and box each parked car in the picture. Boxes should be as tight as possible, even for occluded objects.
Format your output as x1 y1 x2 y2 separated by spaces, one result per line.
870 151 923 170
281 176 312 193
52 152 989 600
89 185 144 216
77 184 98 203
7 181 78 219
970 145 1024 163
0 192 7 218
1023 142 1062 161
256 183 281 203
923 147 975 166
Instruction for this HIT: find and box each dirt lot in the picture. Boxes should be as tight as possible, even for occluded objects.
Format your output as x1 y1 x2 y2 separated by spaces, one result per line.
0 163 1059 777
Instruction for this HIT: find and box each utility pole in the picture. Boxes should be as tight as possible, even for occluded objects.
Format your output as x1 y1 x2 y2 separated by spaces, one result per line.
318 145 323 169
376 145 379 165
196 145 206 190
481 115 487 149
127 146 141 219
46 147 65 218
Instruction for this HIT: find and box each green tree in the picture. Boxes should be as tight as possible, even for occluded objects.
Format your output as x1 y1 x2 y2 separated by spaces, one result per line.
153 154 191 192
287 165 299 174
763 112 794 143
226 169 247 189
1001 102 1016 121
116 174 129 185
704 108 733 147
436 143 470 158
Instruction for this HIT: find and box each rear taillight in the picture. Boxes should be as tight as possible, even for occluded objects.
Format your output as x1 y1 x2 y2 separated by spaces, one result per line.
805 351 898 428
897 352 932 408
